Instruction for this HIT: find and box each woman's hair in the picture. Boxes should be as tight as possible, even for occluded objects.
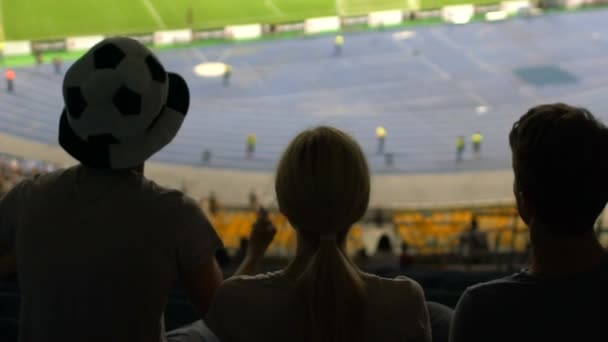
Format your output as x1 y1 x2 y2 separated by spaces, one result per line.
275 126 370 342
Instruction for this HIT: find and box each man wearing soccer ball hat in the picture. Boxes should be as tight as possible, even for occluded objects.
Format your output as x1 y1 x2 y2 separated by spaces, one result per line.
0 37 229 341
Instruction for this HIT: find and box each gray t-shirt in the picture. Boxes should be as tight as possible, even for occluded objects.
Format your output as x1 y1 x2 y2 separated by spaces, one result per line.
0 165 222 342
206 271 431 342
450 254 608 342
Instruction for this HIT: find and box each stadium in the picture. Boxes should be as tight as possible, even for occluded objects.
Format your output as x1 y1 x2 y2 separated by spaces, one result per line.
1 0 608 341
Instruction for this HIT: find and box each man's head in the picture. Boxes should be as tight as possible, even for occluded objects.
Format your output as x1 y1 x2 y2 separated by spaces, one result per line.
59 37 190 170
510 103 608 235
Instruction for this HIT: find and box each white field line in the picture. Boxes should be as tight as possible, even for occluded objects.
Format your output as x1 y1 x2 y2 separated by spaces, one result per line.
336 0 345 16
265 0 285 16
141 0 167 29
0 0 5 41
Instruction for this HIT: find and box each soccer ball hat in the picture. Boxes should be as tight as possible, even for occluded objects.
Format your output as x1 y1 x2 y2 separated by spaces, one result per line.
59 37 190 169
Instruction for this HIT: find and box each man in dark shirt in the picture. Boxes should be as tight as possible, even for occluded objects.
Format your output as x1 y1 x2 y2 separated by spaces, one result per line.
451 103 608 341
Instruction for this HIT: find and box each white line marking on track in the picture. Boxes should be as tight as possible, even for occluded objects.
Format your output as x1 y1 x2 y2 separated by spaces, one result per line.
419 55 453 80
265 0 285 16
430 29 495 73
394 39 452 80
141 0 167 29
466 91 489 106
189 48 208 63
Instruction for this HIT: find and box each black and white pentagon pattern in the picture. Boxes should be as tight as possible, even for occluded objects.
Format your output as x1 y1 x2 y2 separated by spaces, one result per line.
145 55 167 83
113 85 142 116
65 87 87 119
73 70 124 142
93 43 126 69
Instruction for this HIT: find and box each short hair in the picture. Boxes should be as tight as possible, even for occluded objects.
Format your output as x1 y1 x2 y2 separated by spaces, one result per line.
509 103 608 233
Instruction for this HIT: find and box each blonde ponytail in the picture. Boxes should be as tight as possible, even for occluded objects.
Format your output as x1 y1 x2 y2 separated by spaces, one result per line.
294 238 367 342
275 126 371 342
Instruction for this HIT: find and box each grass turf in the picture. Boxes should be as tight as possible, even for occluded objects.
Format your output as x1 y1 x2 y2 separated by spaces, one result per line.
1 0 498 41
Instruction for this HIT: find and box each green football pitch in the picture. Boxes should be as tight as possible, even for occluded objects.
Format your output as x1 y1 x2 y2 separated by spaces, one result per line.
1 0 498 41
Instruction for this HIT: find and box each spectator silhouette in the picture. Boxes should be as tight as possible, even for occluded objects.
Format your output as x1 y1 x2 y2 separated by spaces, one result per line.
205 126 431 342
459 215 489 264
451 103 608 341
373 208 385 228
0 37 225 342
368 235 399 276
208 192 219 216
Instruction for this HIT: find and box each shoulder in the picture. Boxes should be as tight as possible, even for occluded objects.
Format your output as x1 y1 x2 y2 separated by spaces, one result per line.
139 178 202 216
361 273 426 317
206 271 287 325
462 272 529 300
362 272 424 297
454 273 528 320
222 271 287 291
0 167 67 202
451 274 524 342
213 271 287 304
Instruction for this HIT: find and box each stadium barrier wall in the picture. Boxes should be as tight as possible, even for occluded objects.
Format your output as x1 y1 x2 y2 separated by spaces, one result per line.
368 10 404 27
66 35 105 52
485 10 509 21
224 24 263 40
559 0 596 7
342 15 369 27
126 33 155 45
441 4 475 24
193 28 226 41
304 16 341 34
272 22 305 33
31 39 67 53
153 29 193 46
501 0 531 14
3 41 32 56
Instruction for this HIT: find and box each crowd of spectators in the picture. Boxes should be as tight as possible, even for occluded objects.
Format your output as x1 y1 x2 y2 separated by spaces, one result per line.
1 37 608 342
0 155 59 197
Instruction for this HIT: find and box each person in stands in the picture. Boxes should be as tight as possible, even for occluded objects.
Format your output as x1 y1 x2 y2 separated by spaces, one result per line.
206 126 431 342
451 103 608 341
0 37 224 342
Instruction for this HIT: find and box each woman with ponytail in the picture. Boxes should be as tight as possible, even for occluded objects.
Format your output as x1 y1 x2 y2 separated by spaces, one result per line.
206 127 431 342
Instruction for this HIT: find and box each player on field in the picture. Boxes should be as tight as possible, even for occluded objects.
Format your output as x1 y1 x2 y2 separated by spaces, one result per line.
53 57 63 75
5 69 15 93
471 131 484 159
247 133 257 158
334 34 344 56
376 126 387 154
456 135 466 162
223 64 232 87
